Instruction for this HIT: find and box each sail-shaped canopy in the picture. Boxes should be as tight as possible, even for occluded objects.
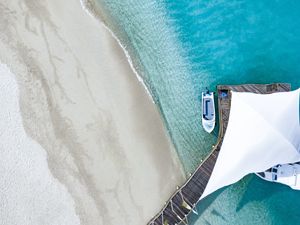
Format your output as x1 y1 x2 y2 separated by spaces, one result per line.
201 88 300 199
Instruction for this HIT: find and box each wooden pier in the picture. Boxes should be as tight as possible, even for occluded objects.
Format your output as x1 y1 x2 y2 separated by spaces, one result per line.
148 83 291 225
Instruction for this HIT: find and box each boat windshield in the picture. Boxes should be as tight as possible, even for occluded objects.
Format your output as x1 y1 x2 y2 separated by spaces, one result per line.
203 98 214 120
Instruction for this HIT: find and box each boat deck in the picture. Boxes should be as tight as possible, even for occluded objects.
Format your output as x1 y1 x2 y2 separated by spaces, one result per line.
148 83 291 225
202 93 214 121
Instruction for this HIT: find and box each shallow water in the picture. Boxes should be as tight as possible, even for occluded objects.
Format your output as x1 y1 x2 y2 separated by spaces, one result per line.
93 0 300 224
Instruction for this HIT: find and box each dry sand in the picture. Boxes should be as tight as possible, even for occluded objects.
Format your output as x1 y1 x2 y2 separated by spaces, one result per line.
0 0 185 224
0 63 80 225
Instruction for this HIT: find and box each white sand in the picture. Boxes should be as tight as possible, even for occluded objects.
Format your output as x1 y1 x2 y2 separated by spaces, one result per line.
0 64 80 225
0 0 185 224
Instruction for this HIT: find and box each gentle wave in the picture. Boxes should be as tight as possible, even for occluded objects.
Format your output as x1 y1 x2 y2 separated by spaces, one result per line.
80 0 154 103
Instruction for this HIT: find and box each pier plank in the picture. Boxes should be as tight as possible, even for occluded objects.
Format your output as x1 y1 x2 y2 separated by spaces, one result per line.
148 83 290 225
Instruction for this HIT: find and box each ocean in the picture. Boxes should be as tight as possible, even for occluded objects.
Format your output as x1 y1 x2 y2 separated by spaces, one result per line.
92 0 300 224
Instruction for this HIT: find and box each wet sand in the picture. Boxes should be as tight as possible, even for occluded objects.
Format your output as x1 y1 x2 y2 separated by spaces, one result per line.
0 0 184 224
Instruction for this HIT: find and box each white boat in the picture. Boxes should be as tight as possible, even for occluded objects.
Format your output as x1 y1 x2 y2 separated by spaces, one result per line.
256 162 300 190
202 89 215 133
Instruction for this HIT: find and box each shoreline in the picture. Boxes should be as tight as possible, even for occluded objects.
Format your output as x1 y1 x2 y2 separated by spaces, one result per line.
80 0 154 103
0 0 185 224
79 0 215 174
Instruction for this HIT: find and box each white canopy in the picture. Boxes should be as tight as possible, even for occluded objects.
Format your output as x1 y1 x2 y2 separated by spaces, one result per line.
201 88 300 199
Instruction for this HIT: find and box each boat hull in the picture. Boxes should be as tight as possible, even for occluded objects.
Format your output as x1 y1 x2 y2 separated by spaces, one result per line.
256 162 300 190
202 91 215 133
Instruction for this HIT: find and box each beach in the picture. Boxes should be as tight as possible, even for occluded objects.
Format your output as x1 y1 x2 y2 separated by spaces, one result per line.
0 0 185 224
80 0 300 224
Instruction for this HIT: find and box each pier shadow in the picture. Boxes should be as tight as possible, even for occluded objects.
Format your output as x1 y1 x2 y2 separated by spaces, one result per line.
211 208 227 222
204 219 212 225
187 187 227 224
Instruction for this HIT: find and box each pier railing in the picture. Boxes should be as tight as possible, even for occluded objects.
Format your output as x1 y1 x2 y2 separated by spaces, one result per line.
148 83 291 225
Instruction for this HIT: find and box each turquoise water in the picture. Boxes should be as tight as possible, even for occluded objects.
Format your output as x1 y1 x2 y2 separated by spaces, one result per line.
94 0 300 224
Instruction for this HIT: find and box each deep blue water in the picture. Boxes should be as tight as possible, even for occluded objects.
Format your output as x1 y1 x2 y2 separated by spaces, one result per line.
165 0 300 88
95 0 300 224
